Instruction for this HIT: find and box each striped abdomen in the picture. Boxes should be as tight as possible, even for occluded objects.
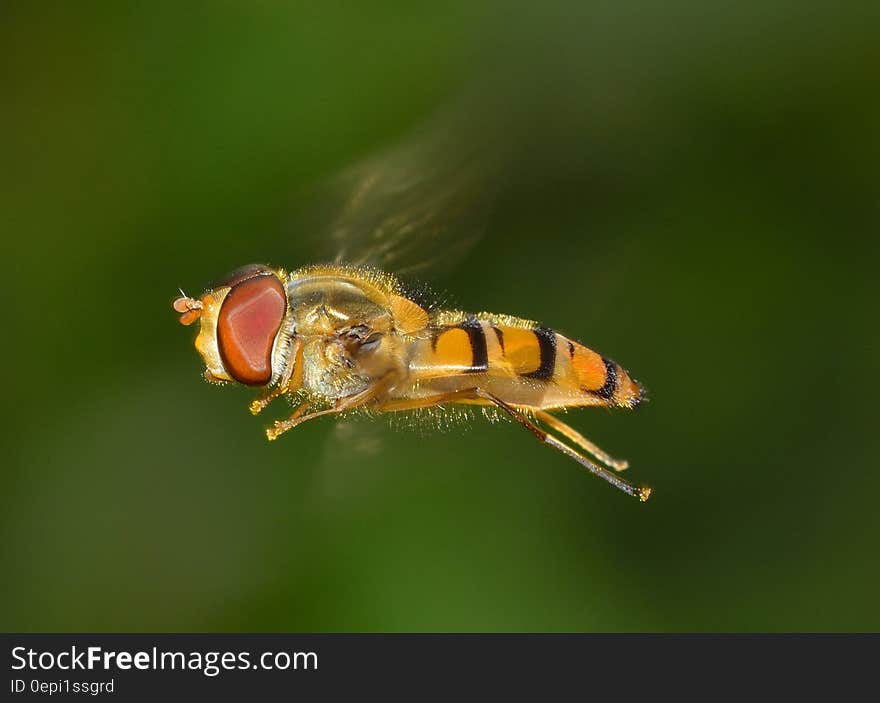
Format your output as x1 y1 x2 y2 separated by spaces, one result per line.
404 314 642 410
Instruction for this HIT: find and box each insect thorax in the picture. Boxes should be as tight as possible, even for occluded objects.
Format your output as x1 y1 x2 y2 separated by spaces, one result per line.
286 272 403 401
286 273 395 336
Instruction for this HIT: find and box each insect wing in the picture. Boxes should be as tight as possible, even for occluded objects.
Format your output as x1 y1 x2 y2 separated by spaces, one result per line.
290 104 508 280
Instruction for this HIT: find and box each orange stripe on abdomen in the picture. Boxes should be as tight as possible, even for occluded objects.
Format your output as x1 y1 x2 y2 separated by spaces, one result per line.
567 337 642 408
568 342 607 392
489 325 542 376
418 316 489 374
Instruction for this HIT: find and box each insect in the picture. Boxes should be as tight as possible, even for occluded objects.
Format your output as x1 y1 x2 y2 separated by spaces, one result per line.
173 262 650 501
172 107 651 500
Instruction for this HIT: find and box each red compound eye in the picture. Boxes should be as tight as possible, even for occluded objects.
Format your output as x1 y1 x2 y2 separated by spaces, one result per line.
217 274 286 385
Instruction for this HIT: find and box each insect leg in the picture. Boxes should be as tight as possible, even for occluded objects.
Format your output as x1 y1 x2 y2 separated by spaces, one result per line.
373 389 649 499
370 389 484 413
250 338 304 416
265 372 397 441
473 390 651 502
532 409 630 471
264 401 313 440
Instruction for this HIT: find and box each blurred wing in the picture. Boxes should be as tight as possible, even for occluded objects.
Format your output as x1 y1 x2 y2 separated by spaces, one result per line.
292 105 507 279
287 99 515 493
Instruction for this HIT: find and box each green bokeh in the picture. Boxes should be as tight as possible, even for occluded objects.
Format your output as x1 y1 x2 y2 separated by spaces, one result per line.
2 1 877 632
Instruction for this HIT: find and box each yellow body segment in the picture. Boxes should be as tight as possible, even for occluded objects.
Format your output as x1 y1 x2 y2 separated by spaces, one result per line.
403 314 642 411
495 325 542 376
430 327 477 373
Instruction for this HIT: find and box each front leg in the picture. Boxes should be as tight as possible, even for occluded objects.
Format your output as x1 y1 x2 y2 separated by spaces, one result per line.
265 372 398 441
249 338 303 416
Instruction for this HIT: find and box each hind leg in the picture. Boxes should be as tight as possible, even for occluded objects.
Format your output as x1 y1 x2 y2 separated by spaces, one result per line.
372 389 650 501
533 410 629 471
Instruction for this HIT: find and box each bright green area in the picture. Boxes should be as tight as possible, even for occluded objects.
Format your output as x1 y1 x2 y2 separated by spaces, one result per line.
1 2 878 631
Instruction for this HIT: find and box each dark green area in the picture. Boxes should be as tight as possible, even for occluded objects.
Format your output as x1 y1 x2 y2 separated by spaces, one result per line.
2 1 878 631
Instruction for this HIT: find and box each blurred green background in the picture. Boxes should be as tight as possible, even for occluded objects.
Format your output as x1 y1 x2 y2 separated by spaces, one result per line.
2 1 878 632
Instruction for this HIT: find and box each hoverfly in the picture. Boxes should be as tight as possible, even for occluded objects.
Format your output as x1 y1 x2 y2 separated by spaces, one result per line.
173 109 651 501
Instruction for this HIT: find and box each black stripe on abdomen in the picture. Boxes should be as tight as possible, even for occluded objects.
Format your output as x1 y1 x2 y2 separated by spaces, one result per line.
524 326 556 380
492 326 505 353
594 357 617 399
460 315 488 373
